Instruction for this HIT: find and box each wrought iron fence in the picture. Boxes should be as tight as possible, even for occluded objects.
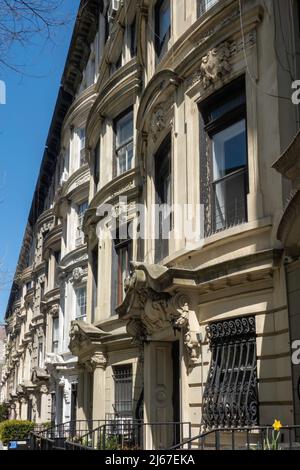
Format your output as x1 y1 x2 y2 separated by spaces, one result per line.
29 420 103 450
170 426 300 450
65 421 192 451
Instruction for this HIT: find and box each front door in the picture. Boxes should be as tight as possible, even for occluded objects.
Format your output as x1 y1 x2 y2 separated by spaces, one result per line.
144 341 180 449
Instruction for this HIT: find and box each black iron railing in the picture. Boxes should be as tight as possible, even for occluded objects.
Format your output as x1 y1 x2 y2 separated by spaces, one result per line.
170 426 300 450
65 421 192 451
29 420 103 450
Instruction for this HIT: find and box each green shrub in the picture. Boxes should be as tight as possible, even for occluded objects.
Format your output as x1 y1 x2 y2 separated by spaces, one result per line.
0 420 35 445
0 403 9 422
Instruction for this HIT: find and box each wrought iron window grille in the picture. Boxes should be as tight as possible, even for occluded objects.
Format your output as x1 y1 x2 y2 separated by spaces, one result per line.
202 316 259 429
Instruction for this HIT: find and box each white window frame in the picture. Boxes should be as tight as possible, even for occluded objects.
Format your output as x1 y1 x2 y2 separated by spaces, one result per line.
75 285 87 321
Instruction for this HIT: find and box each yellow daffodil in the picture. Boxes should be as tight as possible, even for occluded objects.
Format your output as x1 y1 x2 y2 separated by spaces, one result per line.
272 419 282 432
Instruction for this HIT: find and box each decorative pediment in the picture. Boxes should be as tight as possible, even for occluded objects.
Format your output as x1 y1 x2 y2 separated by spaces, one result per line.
69 320 110 357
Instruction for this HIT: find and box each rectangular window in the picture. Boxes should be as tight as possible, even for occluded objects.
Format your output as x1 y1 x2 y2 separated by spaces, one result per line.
52 316 59 354
94 139 101 189
76 201 88 247
76 286 87 321
113 365 133 417
92 244 98 323
199 77 248 236
155 136 171 263
40 282 45 300
114 110 134 176
111 228 132 313
54 250 61 288
130 17 137 58
155 0 171 60
38 340 44 368
202 316 258 428
79 128 86 166
197 0 219 18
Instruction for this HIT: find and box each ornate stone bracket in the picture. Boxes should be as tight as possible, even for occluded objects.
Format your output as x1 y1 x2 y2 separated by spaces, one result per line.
118 267 200 365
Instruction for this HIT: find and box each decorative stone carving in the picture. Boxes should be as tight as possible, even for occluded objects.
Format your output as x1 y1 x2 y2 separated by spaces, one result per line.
69 320 109 357
71 267 85 284
150 104 166 141
119 266 200 365
49 304 59 317
90 352 107 370
200 41 231 89
40 384 48 394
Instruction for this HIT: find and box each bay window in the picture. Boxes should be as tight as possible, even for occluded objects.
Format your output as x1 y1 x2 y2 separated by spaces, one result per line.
199 77 248 235
114 109 134 176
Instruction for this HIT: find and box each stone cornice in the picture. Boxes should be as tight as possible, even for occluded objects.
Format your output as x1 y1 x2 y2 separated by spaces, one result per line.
62 84 97 136
36 208 55 232
84 168 140 232
59 245 88 276
61 165 90 199
86 59 142 145
43 224 63 258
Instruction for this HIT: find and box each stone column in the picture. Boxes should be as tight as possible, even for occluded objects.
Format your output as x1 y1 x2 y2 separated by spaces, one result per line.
91 352 107 422
21 398 28 421
76 370 86 421
40 385 49 423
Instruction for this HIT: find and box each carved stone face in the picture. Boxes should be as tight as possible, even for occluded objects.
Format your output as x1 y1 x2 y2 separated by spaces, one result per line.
151 106 166 140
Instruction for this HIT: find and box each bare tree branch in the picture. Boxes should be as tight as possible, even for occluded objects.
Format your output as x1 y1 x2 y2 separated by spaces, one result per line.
0 0 71 72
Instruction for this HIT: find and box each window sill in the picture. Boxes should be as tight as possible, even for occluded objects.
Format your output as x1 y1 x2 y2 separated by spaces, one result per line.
163 216 272 267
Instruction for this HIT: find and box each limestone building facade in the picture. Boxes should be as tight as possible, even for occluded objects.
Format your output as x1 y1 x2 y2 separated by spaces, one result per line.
1 0 300 449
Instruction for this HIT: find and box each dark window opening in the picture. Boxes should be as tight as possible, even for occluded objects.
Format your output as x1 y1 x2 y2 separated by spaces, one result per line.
155 135 171 263
155 0 171 60
113 365 133 417
111 226 132 313
202 315 259 429
94 139 100 189
130 17 137 57
91 244 98 323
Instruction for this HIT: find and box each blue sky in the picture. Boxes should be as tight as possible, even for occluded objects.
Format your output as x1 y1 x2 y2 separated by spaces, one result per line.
0 0 80 321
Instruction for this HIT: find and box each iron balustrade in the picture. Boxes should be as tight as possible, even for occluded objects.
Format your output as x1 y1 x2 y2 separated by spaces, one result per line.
169 425 300 450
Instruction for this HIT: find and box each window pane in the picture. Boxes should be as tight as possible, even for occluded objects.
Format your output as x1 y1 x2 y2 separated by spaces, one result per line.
76 286 87 320
113 365 133 417
213 170 247 231
116 112 133 147
159 0 170 40
213 120 246 180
